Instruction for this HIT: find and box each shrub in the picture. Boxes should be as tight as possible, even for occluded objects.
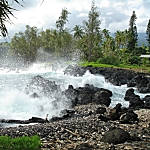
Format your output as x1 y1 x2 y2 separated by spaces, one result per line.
0 135 41 150
128 55 141 65
97 55 120 66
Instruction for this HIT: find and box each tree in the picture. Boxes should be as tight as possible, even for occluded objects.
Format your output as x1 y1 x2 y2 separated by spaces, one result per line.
102 29 115 57
73 25 84 39
56 8 70 33
83 0 102 61
10 25 40 62
127 11 138 52
0 0 22 37
55 8 72 57
146 19 150 52
39 29 57 53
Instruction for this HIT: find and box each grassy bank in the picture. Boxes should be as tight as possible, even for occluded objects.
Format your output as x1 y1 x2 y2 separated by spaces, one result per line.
81 62 150 73
0 135 41 150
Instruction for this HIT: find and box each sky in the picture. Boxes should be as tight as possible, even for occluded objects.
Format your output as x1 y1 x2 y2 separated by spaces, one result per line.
4 0 150 39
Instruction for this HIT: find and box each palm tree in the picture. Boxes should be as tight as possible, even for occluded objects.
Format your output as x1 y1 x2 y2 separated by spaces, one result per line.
102 29 110 39
56 8 70 32
115 31 122 50
0 0 23 37
73 25 84 39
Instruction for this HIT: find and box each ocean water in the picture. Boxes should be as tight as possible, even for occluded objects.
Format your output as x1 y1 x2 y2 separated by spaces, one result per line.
0 63 148 124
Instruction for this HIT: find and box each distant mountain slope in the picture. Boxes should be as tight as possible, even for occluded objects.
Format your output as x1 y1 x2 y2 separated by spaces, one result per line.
111 32 148 46
138 33 148 46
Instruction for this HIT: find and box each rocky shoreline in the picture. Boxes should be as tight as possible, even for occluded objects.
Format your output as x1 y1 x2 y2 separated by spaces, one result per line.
0 104 149 149
0 66 150 149
64 65 150 93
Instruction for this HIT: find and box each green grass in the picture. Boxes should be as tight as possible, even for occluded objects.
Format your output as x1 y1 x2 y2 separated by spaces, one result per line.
80 61 150 73
81 61 116 68
0 135 41 150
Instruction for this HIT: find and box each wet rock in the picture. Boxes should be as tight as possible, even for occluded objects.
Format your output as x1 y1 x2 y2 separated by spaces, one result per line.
64 65 86 76
124 89 144 109
63 85 78 107
143 95 150 108
50 109 75 122
76 86 93 105
30 92 39 98
93 90 112 107
124 88 135 101
0 117 48 124
127 75 143 87
113 103 122 113
60 109 75 118
28 117 48 123
128 75 150 93
136 76 150 93
25 75 60 97
127 79 137 87
64 84 112 107
120 110 139 124
64 65 150 93
106 104 123 121
129 97 144 109
50 116 63 122
64 66 136 86
108 109 120 121
101 128 131 144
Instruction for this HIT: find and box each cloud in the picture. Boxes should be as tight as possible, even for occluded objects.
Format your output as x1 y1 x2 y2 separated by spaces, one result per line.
2 0 150 40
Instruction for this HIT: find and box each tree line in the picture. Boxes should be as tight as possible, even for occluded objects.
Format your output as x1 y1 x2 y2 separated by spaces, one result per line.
1 1 150 65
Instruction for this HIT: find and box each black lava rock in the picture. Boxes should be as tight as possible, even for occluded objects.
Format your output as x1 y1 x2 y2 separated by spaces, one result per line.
120 110 139 124
101 128 131 144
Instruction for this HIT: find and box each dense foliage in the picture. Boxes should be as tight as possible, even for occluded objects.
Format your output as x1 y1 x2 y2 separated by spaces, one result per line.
1 0 150 66
10 25 40 62
0 0 23 37
0 135 41 150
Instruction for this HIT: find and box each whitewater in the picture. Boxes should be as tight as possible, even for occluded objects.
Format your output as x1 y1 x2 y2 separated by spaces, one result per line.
0 63 148 124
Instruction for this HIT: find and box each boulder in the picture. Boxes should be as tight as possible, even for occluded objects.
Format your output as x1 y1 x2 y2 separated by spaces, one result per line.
142 95 150 108
120 110 139 124
137 76 150 93
63 84 112 107
76 85 112 106
124 89 144 109
63 85 78 107
124 88 135 101
108 109 120 121
101 128 131 144
128 75 150 93
127 75 143 87
113 103 122 113
129 97 144 109
25 75 60 97
93 90 112 107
